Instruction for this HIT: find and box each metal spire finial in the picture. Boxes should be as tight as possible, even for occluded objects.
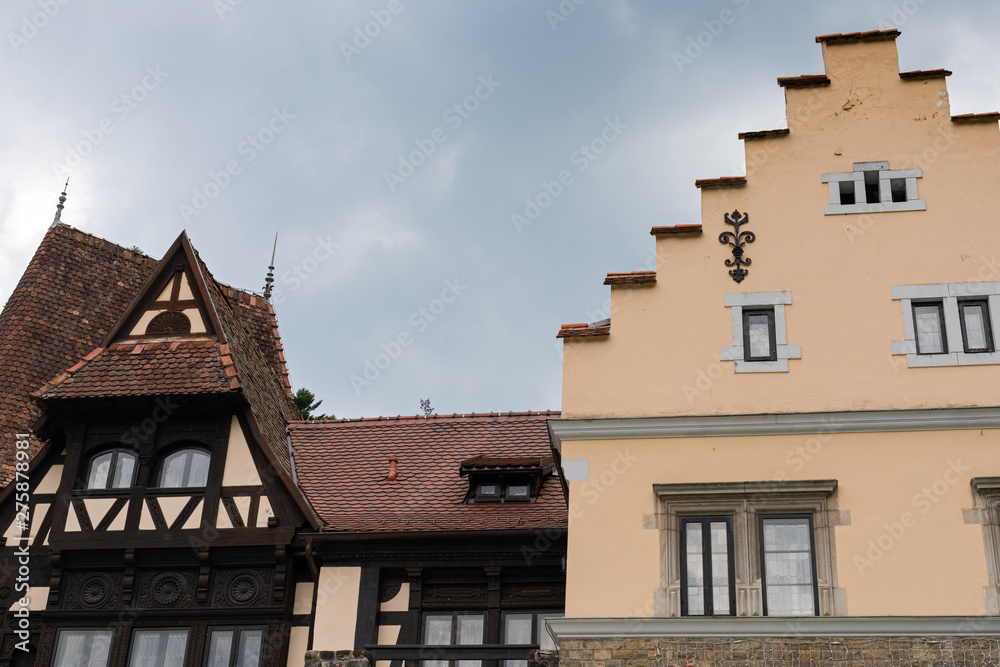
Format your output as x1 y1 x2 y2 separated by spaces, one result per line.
51 178 69 227
263 232 277 297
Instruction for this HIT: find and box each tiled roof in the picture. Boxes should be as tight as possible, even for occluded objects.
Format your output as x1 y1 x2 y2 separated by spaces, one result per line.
899 69 951 80
694 176 747 188
815 29 900 44
952 112 1000 123
738 128 790 140
33 340 232 399
0 224 157 485
604 271 656 286
290 411 566 532
776 75 831 88
650 224 702 235
557 322 611 338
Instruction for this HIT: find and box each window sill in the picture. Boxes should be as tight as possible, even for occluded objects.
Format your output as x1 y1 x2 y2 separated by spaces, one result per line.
824 200 926 215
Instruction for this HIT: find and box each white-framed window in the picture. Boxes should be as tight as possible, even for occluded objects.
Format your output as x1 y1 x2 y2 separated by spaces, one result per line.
128 629 189 667
890 282 1000 367
821 161 925 215
721 291 801 373
652 480 846 617
205 627 265 667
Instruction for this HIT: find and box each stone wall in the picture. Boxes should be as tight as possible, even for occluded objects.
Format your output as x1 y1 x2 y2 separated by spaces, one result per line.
304 650 371 667
556 637 1000 667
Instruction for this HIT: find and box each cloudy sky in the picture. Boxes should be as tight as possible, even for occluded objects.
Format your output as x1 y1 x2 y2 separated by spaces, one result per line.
1 1 998 419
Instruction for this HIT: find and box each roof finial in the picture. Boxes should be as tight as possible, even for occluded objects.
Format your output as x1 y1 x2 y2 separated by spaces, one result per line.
51 178 69 227
263 232 277 298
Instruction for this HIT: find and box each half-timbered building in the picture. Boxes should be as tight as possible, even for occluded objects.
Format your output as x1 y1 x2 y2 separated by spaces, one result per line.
0 223 566 667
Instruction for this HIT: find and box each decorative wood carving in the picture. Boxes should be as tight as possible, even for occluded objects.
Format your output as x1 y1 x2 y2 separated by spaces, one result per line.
71 498 93 531
123 550 136 604
146 497 168 530
221 497 245 527
146 310 191 335
47 551 62 608
197 548 211 604
213 568 272 608
273 547 286 603
137 570 196 609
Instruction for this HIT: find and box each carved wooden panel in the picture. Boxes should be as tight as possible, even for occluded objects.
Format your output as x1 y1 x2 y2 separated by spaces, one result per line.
62 571 122 610
136 569 197 609
212 568 273 608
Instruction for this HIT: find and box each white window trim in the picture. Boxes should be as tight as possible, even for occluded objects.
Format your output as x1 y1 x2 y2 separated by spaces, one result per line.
821 161 925 215
890 282 1000 367
650 480 848 617
967 477 1000 615
721 291 801 373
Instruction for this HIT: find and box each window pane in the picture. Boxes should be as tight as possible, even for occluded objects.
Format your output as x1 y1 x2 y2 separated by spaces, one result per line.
710 521 730 615
761 518 815 616
914 305 944 354
504 614 533 645
423 615 453 645
54 630 113 667
478 483 497 497
112 452 137 488
747 314 772 359
160 451 188 488
129 630 188 667
456 614 484 667
684 522 704 616
206 631 233 667
962 303 989 351
507 484 529 498
236 629 263 667
87 453 112 490
188 450 210 487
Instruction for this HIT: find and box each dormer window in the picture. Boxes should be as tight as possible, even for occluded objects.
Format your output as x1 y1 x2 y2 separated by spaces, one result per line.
460 456 554 503
821 161 925 214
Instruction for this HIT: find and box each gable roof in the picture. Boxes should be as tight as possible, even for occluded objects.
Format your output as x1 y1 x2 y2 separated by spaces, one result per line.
289 411 566 533
0 225 301 513
0 224 157 485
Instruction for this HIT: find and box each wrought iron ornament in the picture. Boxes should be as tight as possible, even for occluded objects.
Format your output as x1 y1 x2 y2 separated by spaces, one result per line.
718 209 755 283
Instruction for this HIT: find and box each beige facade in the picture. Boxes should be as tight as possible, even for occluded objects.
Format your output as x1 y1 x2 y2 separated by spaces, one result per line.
552 28 1000 642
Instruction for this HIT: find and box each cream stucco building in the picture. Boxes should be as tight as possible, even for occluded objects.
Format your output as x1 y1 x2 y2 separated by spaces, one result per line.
548 29 1000 665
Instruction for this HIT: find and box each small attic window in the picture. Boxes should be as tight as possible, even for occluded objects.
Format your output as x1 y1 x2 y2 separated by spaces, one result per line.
821 161 925 215
460 455 554 503
146 310 191 335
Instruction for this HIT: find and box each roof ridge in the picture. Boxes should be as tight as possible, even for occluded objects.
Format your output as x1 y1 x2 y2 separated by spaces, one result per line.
52 223 159 267
289 410 562 425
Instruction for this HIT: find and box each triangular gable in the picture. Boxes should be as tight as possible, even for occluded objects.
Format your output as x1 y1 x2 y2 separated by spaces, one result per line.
103 231 226 345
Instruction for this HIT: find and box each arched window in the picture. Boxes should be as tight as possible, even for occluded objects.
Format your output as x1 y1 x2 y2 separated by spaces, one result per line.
85 448 138 490
157 448 211 488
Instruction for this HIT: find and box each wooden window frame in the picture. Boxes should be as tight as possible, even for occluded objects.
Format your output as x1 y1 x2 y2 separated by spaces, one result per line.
679 516 736 617
757 514 820 617
83 447 138 490
203 626 267 667
53 628 114 667
127 628 191 667
155 446 212 489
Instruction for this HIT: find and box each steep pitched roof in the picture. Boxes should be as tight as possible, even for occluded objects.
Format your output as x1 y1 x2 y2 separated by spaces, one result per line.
0 224 157 485
289 411 566 533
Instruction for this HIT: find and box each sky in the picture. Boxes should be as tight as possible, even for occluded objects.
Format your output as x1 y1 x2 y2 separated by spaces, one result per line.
1 1 998 419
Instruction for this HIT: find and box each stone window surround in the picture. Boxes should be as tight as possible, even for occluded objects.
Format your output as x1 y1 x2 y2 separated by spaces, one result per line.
967 477 1000 615
890 282 1000 367
649 480 848 618
821 161 925 215
721 291 801 373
